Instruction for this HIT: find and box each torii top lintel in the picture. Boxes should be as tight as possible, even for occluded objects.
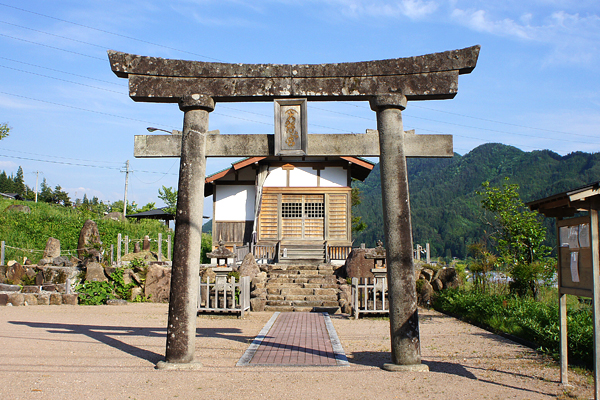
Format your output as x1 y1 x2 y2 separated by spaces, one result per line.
108 46 480 103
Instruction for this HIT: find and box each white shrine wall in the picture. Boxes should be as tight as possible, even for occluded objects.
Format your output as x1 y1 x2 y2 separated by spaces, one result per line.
214 185 255 221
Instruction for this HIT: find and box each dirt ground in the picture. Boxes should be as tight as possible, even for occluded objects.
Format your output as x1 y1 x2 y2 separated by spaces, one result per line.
0 303 593 399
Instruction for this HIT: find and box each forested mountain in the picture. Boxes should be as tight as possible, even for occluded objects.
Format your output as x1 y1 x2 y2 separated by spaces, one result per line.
352 143 600 260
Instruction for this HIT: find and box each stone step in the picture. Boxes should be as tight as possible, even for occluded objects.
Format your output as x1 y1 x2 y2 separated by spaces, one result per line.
263 305 340 313
264 305 294 312
303 295 339 302
266 300 292 306
280 288 314 296
286 265 319 271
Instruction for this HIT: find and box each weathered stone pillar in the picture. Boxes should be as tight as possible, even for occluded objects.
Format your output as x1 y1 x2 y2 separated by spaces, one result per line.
157 94 214 369
370 94 428 372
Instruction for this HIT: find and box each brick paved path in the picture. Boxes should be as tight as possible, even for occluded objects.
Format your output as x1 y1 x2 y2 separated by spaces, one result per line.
237 312 349 366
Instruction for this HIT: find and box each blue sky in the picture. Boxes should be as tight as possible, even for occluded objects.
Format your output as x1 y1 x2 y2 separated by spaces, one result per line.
0 0 598 210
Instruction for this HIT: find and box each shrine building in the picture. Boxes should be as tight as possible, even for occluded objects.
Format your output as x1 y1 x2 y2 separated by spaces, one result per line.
204 154 374 262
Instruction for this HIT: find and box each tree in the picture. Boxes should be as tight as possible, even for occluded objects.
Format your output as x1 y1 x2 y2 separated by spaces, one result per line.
39 178 53 202
138 202 156 213
52 185 72 207
351 182 366 233
467 242 497 292
478 178 554 298
158 186 178 215
14 166 25 195
0 123 10 141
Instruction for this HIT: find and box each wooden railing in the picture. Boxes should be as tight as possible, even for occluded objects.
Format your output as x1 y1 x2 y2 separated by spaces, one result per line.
327 245 352 261
253 244 276 263
351 277 389 319
233 244 250 262
197 276 250 317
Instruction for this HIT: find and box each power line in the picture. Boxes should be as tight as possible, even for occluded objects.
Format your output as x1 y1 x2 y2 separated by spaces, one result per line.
0 91 176 129
0 153 121 169
410 104 597 139
0 152 178 175
0 147 123 164
0 56 125 86
0 19 108 50
0 32 105 60
0 2 226 62
405 114 595 145
0 64 125 94
338 101 598 145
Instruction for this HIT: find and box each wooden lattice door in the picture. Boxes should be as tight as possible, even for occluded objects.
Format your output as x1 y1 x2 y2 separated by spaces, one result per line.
281 194 324 240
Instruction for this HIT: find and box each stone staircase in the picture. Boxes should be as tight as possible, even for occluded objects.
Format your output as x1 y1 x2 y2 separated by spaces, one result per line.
264 264 341 312
277 242 326 265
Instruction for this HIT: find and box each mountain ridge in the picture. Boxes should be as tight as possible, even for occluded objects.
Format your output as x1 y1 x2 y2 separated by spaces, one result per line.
352 143 600 259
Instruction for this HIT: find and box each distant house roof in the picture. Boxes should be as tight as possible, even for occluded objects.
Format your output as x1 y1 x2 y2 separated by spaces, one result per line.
204 156 375 196
127 207 175 221
0 193 24 201
127 207 210 221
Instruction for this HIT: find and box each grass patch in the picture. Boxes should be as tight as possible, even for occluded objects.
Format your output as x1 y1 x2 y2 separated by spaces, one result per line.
433 288 593 367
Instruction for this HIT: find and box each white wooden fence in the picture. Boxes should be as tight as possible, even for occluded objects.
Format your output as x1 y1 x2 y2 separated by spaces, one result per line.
197 275 250 317
351 277 389 319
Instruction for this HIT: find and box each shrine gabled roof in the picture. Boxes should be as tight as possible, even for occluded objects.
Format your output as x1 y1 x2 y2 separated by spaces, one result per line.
527 181 600 218
203 156 375 197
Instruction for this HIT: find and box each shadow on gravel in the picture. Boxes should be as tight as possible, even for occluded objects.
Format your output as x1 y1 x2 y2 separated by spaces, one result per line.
195 327 253 344
423 360 477 378
9 321 251 364
10 321 165 364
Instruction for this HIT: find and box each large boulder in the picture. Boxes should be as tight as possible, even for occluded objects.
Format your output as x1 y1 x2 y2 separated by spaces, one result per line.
103 212 123 221
6 262 26 284
417 279 434 306
420 268 435 282
239 253 260 280
4 204 30 213
85 262 108 282
144 264 171 303
438 268 460 289
43 238 61 259
42 266 79 284
77 220 103 261
343 249 376 279
200 267 216 283
250 297 266 312
143 236 151 251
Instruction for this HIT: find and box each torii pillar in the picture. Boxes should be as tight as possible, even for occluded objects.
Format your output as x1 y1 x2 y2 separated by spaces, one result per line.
370 94 424 370
108 46 480 370
158 95 213 368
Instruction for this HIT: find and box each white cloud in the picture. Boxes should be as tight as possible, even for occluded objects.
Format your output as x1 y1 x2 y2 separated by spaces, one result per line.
0 160 17 170
451 7 600 66
330 0 439 19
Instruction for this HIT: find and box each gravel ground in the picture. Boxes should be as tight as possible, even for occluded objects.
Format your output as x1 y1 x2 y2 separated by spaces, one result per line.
0 303 593 400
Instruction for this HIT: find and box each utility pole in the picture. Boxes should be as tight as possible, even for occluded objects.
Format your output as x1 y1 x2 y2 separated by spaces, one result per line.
34 171 40 203
122 160 130 218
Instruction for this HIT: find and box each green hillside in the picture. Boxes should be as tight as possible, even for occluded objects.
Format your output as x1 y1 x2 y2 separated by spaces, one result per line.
0 198 173 263
352 143 600 259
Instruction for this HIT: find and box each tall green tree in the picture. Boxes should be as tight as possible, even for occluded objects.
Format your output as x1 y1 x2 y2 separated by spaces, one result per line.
14 166 25 195
351 183 367 233
158 186 178 215
39 178 53 202
478 178 554 298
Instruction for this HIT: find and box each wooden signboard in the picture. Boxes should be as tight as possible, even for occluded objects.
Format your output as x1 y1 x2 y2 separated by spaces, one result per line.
558 216 594 298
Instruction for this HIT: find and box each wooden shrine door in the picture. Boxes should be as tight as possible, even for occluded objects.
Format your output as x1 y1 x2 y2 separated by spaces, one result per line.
281 194 324 240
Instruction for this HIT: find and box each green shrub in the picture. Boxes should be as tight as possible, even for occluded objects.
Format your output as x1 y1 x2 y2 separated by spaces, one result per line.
433 289 593 366
76 281 115 305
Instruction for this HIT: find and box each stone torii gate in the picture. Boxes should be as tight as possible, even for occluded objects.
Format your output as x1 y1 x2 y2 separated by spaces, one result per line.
108 45 479 370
